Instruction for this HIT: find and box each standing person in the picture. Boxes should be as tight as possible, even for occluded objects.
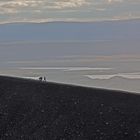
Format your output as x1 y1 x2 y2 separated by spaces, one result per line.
44 76 46 82
39 77 43 81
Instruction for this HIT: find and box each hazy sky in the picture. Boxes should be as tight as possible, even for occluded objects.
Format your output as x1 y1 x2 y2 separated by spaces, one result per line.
0 0 140 23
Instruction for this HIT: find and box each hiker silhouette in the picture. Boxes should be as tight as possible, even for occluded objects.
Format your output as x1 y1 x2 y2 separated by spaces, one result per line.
39 77 43 81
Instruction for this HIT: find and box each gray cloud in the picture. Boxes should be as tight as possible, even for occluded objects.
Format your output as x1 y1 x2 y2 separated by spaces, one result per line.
0 0 140 23
0 0 89 12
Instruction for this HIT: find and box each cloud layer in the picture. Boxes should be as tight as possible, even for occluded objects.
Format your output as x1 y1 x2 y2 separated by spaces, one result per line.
0 0 140 23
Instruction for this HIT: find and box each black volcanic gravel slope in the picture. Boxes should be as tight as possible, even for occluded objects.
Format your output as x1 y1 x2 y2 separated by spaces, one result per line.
0 76 140 139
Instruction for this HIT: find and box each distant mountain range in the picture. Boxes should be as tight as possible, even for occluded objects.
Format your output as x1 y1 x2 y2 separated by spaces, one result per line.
0 19 140 42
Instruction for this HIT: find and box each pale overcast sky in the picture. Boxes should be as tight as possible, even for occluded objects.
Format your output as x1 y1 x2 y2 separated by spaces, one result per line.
0 0 140 23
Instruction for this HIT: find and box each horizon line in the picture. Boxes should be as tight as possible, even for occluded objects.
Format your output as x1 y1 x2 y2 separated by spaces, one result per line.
0 18 140 25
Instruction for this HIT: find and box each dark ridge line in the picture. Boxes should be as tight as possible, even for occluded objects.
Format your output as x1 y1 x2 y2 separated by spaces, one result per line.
0 75 139 96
